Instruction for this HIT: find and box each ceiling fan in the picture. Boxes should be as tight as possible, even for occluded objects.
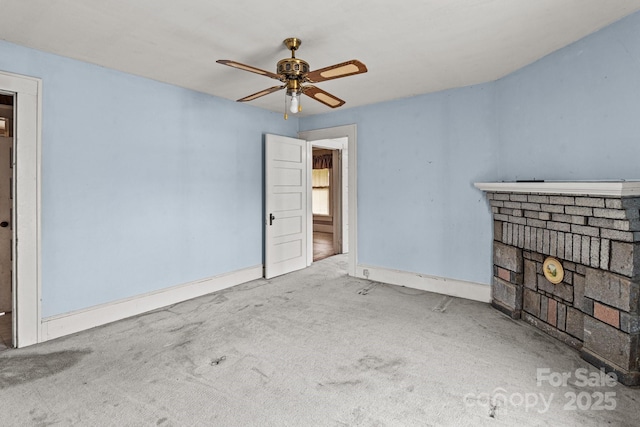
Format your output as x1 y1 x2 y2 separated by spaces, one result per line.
217 38 367 119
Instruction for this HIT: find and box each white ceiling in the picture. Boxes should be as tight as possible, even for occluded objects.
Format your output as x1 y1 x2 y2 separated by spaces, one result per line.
1 0 640 116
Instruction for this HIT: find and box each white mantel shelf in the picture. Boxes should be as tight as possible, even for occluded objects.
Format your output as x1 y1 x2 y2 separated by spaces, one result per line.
474 181 640 197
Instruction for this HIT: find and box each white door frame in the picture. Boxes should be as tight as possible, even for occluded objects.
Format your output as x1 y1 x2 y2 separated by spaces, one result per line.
0 70 42 347
299 125 357 277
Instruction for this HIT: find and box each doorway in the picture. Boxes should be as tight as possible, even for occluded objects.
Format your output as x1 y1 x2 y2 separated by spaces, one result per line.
264 125 357 279
299 126 356 277
0 70 41 348
264 131 352 278
312 147 336 261
0 92 14 349
311 140 346 262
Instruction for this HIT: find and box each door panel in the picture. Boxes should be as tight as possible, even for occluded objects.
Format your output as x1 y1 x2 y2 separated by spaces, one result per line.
265 134 308 279
272 193 302 211
272 216 302 237
272 240 302 264
273 168 302 186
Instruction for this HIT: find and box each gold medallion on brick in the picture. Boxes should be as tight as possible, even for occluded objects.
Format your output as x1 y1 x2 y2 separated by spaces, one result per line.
543 257 564 284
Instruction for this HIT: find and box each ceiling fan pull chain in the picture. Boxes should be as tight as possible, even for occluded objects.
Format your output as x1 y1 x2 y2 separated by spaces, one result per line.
284 92 288 120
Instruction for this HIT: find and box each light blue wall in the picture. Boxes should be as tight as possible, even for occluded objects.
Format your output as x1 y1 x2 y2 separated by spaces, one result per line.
300 85 498 283
3 9 640 315
495 12 640 180
0 41 298 317
301 11 640 286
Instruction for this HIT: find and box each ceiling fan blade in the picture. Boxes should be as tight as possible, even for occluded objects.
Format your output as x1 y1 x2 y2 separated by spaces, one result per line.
305 60 367 83
217 59 282 80
237 85 285 102
302 85 346 108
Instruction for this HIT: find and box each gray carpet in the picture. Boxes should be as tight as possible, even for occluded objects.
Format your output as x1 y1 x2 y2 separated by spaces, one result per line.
1 255 638 426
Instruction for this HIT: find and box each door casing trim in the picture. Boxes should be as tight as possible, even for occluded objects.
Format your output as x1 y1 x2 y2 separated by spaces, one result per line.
299 125 357 277
0 70 42 347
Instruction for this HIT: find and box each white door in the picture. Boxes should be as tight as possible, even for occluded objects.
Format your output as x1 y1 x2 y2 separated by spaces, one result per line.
265 134 308 279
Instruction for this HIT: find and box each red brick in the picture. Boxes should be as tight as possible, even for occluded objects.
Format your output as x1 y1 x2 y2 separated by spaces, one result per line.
548 299 557 327
497 267 511 281
593 302 620 328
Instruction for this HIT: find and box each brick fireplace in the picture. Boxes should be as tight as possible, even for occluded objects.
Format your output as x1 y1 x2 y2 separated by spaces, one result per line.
475 182 640 386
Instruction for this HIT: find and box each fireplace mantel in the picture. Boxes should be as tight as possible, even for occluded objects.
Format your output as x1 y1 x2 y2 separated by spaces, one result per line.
474 181 640 197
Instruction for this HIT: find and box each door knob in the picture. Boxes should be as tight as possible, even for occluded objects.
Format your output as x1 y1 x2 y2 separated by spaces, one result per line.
269 213 275 226
0 221 8 228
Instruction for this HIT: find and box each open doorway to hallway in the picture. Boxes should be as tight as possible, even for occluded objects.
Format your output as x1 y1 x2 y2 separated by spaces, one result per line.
310 138 347 262
0 92 14 350
264 132 351 279
0 71 41 348
299 124 357 278
312 147 337 261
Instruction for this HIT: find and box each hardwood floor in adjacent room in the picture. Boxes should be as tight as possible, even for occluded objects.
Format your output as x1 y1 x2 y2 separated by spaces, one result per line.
313 232 334 261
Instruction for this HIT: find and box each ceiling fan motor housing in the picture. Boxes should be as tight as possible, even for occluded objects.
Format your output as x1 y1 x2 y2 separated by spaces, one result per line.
277 58 309 78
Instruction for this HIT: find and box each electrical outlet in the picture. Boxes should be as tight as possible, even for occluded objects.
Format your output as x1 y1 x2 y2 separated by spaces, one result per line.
363 269 369 278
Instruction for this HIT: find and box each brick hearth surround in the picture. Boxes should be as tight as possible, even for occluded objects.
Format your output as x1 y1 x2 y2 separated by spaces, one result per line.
475 182 640 386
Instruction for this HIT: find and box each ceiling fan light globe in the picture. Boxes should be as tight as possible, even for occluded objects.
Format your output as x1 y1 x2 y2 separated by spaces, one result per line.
289 94 299 114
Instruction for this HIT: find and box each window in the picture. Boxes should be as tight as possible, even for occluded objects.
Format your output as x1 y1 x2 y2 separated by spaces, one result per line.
312 168 330 215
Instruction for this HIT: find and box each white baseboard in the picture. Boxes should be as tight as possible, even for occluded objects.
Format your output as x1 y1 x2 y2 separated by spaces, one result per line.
41 265 263 342
355 264 491 303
